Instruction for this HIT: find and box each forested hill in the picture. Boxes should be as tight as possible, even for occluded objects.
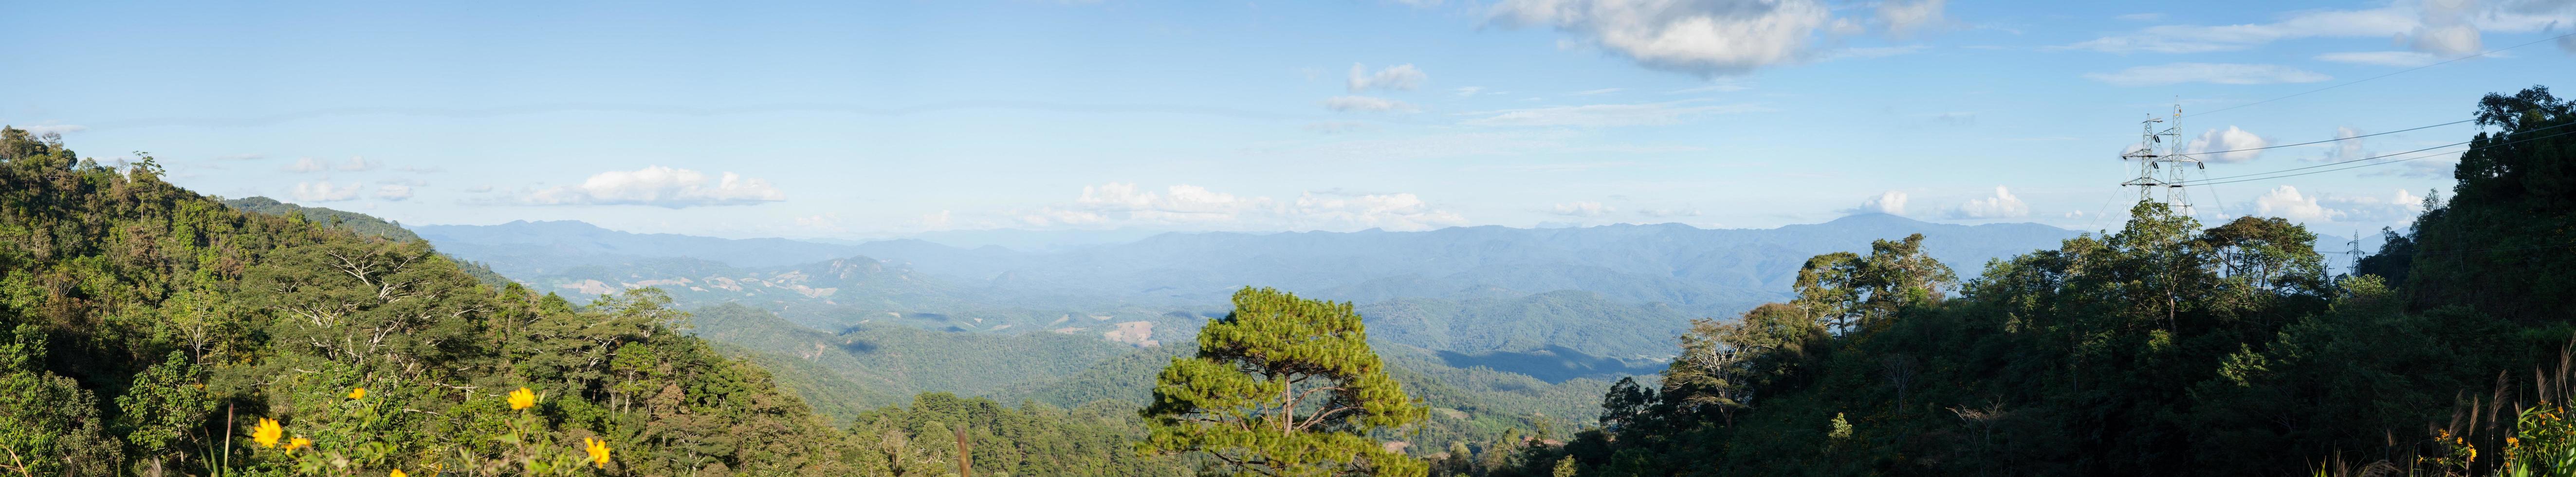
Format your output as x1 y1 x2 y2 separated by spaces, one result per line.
1499 86 2576 477
220 196 512 286
0 128 1181 476
424 214 2084 362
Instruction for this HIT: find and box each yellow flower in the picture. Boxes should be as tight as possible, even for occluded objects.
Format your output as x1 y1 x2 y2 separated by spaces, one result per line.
284 437 311 454
251 418 282 448
348 387 367 400
583 437 612 469
2509 437 2522 447
508 387 536 410
389 470 406 477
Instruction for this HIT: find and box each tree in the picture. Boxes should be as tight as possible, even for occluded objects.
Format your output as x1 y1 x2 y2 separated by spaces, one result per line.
1795 235 1956 334
114 351 216 472
1793 252 1863 333
1660 303 1821 427
1139 287 1428 477
1853 233 1957 330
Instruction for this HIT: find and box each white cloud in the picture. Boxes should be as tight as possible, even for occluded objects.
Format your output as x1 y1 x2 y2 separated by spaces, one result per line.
292 182 362 202
2312 188 2439 224
2082 63 2330 87
1854 190 1908 215
1347 63 1428 92
2254 185 2343 222
1454 86 1487 96
1474 161 1640 172
521 165 786 208
1877 0 1948 37
18 124 85 136
465 185 495 193
284 157 327 173
1462 100 1766 127
336 156 379 171
1019 183 1468 232
1490 0 1934 75
1949 186 2029 219
2327 126 2365 162
2185 126 2269 163
1637 207 1702 218
1571 88 1624 95
1324 95 1418 112
2317 50 2446 66
2360 155 2462 178
216 153 267 161
2410 0 2483 55
1303 121 1372 134
921 210 954 230
1551 201 1615 217
1670 82 1752 93
2058 1 2572 54
795 212 845 233
2058 9 2413 53
1821 44 1930 60
374 184 413 201
2116 13 2166 21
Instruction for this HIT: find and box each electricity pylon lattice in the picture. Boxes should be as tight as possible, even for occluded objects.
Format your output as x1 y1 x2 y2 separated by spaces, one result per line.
2119 104 2200 216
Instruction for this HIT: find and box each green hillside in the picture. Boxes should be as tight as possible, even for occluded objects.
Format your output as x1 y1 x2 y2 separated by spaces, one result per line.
1498 87 2576 477
221 196 512 286
0 129 856 475
0 128 1204 476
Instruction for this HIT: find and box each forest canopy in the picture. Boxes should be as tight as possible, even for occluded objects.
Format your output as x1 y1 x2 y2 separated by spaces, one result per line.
1486 86 2576 477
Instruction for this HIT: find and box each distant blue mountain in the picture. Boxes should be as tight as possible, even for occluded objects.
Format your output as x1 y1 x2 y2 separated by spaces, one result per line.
414 220 868 277
416 215 2086 380
846 214 2084 313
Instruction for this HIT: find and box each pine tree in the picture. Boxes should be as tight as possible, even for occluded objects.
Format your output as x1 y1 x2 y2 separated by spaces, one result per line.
1139 287 1428 477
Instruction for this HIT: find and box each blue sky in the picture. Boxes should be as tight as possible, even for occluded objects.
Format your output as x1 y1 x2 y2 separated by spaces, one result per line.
6 0 2571 239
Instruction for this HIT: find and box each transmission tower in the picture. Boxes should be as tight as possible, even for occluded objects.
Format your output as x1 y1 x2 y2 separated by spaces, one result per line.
2119 103 2200 216
2345 230 2364 277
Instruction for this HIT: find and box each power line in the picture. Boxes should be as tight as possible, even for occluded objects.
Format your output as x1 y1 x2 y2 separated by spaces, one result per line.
2378 242 2576 257
2172 118 2476 158
2182 31 2576 119
2177 127 2576 186
2175 121 2576 184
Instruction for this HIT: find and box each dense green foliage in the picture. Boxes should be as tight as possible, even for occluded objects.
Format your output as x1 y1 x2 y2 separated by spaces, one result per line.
218 196 510 287
684 302 1133 413
0 128 865 476
1493 87 2576 476
846 392 1190 476
1142 287 1429 476
0 128 1209 476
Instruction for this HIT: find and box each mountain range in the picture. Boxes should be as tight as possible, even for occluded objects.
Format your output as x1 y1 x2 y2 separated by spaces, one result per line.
418 214 2085 367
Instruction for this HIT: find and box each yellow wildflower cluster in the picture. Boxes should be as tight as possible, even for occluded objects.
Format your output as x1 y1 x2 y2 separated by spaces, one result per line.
348 386 367 400
508 386 536 410
583 437 613 469
252 419 282 448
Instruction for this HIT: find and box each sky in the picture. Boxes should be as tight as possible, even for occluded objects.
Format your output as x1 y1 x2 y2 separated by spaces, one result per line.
5 0 2573 240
